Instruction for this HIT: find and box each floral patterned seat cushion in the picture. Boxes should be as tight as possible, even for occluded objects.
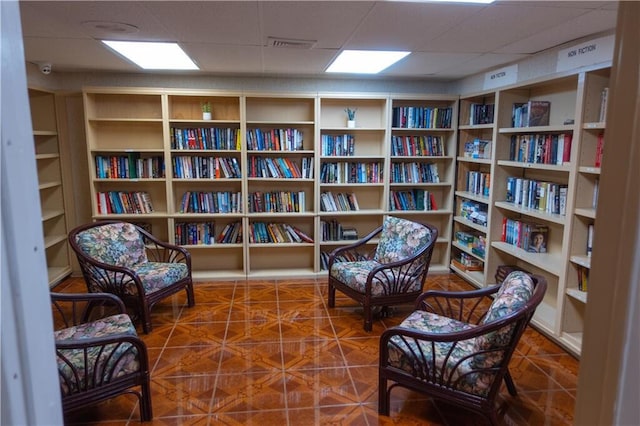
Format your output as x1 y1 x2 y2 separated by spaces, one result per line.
129 262 189 295
474 271 534 354
74 222 148 267
329 216 432 296
330 260 425 296
387 311 496 397
55 314 141 396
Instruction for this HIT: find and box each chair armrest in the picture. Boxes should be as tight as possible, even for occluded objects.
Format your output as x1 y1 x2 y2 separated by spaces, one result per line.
414 285 501 325
327 226 381 270
51 292 126 328
137 227 191 266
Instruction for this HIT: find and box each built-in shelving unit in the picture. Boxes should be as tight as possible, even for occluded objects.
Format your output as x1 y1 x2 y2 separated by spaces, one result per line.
29 87 72 287
82 88 458 281
452 64 611 356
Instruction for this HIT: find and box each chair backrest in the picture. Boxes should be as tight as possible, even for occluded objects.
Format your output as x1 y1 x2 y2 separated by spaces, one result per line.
73 222 148 267
474 270 536 352
374 216 433 264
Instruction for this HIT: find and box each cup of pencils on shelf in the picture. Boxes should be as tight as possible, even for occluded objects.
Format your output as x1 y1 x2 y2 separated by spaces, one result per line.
201 101 212 120
345 107 357 128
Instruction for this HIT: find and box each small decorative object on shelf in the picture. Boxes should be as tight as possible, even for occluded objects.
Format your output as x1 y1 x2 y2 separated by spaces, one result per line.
345 107 357 128
201 101 212 120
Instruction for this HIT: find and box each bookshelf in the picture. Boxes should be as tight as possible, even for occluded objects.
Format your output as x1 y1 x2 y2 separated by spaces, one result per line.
453 92 496 287
29 87 73 287
452 65 611 356
245 94 316 278
388 96 457 273
82 88 457 281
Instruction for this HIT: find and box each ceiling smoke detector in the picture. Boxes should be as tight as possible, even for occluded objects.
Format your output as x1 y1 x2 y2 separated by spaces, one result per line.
267 37 316 49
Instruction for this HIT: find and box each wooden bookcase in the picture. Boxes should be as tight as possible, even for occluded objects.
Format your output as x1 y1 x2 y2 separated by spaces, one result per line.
452 64 611 356
29 87 72 287
82 87 457 281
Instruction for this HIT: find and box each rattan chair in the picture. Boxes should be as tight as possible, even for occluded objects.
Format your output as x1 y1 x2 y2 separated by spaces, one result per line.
327 215 438 331
51 292 152 421
69 221 195 333
378 271 547 425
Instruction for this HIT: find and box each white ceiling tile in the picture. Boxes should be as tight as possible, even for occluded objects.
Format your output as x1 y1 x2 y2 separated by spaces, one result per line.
496 9 618 54
420 3 593 53
346 2 485 50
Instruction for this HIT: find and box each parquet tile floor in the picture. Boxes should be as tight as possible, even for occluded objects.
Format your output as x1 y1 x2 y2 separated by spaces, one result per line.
58 274 578 425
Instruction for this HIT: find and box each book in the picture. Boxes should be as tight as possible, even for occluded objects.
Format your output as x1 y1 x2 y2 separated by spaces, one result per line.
527 100 551 127
595 133 604 167
526 224 548 253
587 224 594 257
599 87 609 122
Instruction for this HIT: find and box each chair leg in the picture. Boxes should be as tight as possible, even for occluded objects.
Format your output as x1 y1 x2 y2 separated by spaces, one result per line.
378 376 390 415
504 370 518 396
328 282 336 308
139 377 153 421
186 283 195 307
363 303 373 332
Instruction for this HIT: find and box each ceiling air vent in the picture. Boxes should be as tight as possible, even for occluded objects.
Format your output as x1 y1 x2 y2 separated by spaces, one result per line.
267 37 316 49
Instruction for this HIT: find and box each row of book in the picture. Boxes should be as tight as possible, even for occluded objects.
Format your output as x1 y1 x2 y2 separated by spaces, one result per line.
320 134 355 156
468 103 495 125
512 100 551 128
320 192 359 212
175 221 215 245
246 128 304 151
248 156 313 179
464 171 490 197
462 138 491 160
248 222 313 244
320 219 359 242
455 230 485 259
391 106 453 129
172 156 241 179
319 162 383 184
501 218 549 253
389 189 438 211
178 191 242 214
576 264 589 292
390 135 445 157
248 191 307 213
460 199 488 227
170 127 240 151
390 162 440 184
452 252 484 272
505 177 568 216
95 154 165 179
96 191 154 215
509 133 572 165
217 221 243 244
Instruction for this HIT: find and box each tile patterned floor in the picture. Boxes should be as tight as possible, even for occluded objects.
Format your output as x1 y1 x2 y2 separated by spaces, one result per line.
58 274 578 425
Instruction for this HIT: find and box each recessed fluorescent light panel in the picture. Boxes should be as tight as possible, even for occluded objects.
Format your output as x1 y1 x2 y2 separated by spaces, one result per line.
326 50 410 74
102 40 198 70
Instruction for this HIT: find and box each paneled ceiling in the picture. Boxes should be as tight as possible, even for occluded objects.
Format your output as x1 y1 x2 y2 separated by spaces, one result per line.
20 0 618 80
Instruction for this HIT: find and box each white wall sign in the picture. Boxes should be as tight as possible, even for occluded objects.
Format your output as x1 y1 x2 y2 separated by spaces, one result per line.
557 35 615 72
483 64 518 90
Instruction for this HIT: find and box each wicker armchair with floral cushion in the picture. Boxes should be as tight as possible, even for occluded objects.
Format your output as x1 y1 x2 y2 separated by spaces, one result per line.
69 221 195 333
327 215 438 331
378 271 547 425
51 292 152 421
